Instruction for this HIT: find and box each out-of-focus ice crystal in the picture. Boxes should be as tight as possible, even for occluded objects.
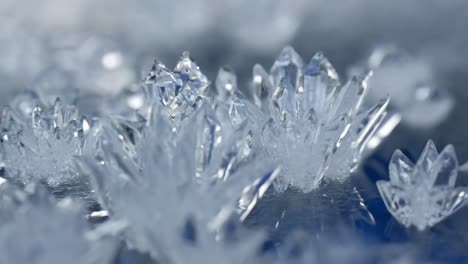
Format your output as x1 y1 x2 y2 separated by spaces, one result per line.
0 183 119 264
251 46 389 192
349 45 453 129
80 92 277 262
377 140 467 231
0 93 95 188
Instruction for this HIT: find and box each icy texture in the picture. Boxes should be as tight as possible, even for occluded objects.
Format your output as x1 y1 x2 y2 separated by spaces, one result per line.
80 92 278 262
350 45 454 128
0 93 96 187
0 183 119 264
377 140 467 231
252 47 389 192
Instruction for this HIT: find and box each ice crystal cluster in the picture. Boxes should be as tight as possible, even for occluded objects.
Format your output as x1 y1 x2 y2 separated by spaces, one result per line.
251 47 389 191
0 46 466 264
377 140 467 231
0 92 94 188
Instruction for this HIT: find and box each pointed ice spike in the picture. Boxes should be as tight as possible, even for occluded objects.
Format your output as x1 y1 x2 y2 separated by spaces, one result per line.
252 64 273 110
144 59 159 84
416 139 438 176
354 96 389 153
316 114 351 185
333 72 370 118
195 104 221 178
430 145 458 187
302 52 340 115
174 51 209 93
270 46 304 90
271 77 297 123
53 97 65 129
240 168 280 222
389 149 414 185
215 66 237 99
173 52 209 106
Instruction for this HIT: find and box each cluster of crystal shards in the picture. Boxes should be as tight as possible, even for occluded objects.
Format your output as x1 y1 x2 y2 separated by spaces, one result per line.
0 183 119 264
143 52 210 126
0 92 95 189
249 46 389 192
79 98 277 263
75 52 282 262
377 140 467 231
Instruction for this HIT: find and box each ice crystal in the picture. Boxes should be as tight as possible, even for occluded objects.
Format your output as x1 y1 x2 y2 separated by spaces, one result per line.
251 46 389 192
80 96 277 263
0 93 94 188
144 52 209 123
350 45 453 128
0 183 119 264
377 140 467 231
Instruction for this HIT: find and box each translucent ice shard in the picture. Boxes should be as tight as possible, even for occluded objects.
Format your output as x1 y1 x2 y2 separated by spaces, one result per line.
254 46 389 192
0 93 95 188
377 140 467 231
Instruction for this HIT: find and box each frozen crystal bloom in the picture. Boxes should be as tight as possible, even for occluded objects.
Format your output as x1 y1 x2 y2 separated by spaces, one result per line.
349 44 453 128
0 93 95 188
251 46 389 192
80 97 277 263
144 52 210 126
0 183 119 264
377 140 467 231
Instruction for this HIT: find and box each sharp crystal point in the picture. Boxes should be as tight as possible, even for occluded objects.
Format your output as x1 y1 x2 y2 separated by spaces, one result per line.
378 140 466 231
389 149 415 185
416 139 439 175
270 46 304 90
